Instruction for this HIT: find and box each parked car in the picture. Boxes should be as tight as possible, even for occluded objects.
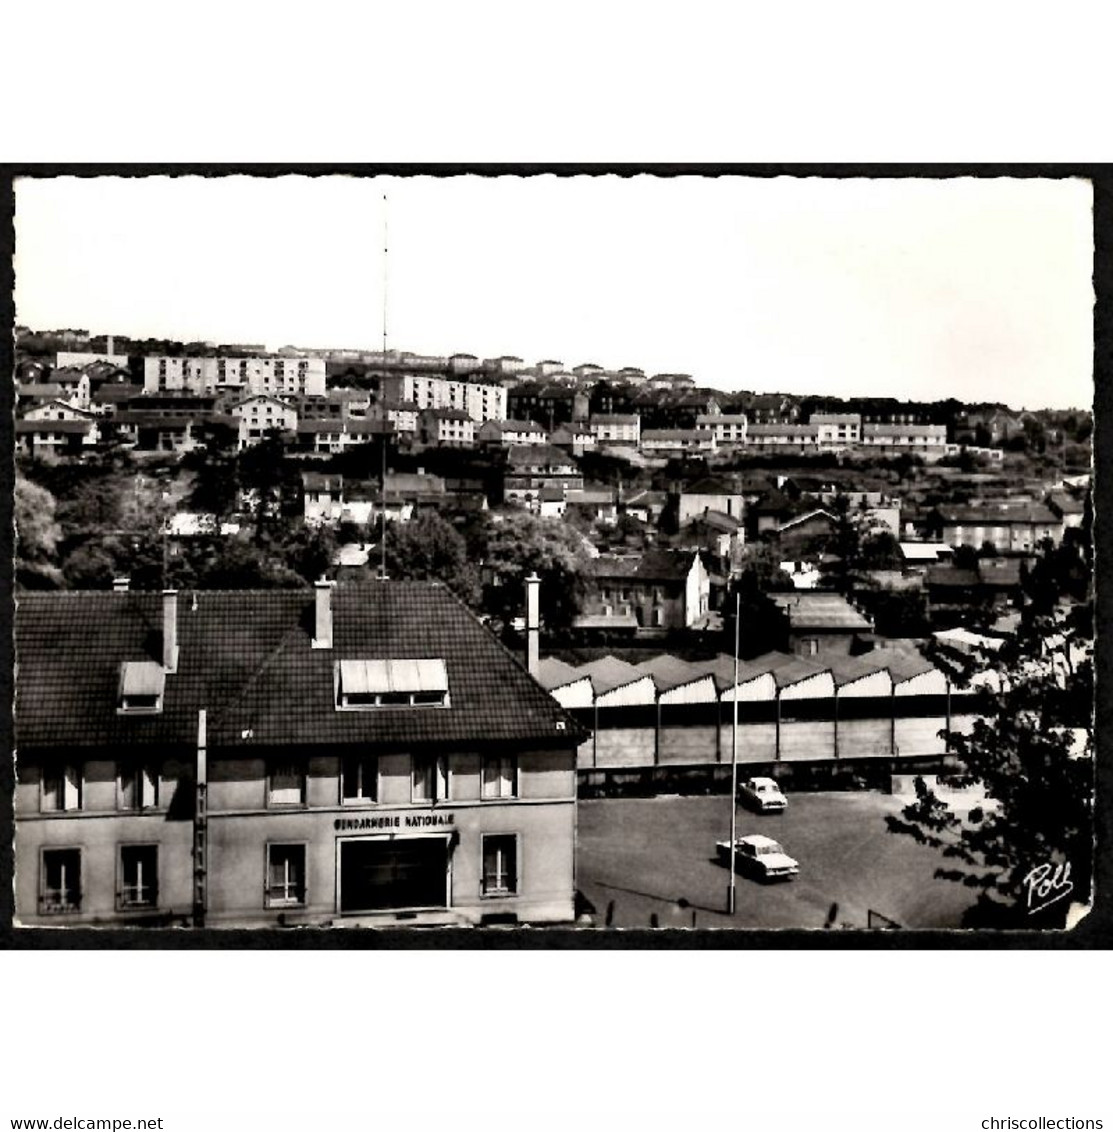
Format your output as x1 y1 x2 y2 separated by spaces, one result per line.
739 776 787 812
716 834 799 881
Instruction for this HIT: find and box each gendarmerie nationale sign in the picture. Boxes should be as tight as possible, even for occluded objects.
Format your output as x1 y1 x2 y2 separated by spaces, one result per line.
334 812 457 833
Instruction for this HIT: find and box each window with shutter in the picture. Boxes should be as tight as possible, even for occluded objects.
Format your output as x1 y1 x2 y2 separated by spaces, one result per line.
268 762 305 807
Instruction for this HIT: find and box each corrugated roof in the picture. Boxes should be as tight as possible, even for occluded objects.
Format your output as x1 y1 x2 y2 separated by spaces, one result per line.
535 657 585 690
576 655 646 694
15 585 581 751
633 655 706 692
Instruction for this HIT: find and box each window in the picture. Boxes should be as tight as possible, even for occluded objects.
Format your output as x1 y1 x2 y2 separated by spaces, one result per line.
342 754 378 804
482 755 518 800
482 835 518 897
118 761 159 810
119 845 158 909
118 661 165 714
336 659 450 710
266 844 306 907
268 761 306 806
41 848 81 913
412 754 448 803
42 763 82 812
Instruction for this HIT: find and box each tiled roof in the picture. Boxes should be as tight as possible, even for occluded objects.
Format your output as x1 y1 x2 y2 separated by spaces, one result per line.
15 585 582 752
507 444 575 467
16 383 64 400
422 408 472 422
681 476 737 496
591 549 694 582
769 593 871 631
16 419 93 435
937 504 1059 525
926 566 981 588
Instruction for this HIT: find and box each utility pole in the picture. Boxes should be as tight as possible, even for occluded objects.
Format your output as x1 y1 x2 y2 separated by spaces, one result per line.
728 589 740 915
380 193 389 582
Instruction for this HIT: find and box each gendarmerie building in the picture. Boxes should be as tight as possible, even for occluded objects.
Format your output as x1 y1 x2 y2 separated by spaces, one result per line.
14 579 581 927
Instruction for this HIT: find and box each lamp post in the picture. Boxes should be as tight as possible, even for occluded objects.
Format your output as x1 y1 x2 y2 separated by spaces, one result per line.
728 588 740 915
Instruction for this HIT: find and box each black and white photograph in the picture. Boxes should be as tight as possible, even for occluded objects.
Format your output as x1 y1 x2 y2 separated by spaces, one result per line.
8 171 1097 936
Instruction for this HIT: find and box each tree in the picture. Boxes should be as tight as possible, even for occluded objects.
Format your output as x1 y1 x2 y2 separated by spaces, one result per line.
182 437 239 520
481 512 589 631
382 511 479 603
885 611 1093 928
15 478 64 588
237 435 301 541
277 524 339 585
723 544 793 659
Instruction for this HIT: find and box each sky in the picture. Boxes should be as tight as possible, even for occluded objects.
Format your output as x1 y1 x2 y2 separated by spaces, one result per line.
13 174 1095 410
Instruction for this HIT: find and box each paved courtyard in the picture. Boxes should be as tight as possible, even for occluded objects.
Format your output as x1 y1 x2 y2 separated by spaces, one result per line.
576 791 983 931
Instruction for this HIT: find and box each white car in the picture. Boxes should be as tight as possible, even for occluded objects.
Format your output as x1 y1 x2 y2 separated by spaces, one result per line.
716 834 799 881
739 776 787 813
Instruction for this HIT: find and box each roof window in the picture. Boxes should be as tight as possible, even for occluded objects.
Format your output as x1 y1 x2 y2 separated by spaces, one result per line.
118 661 166 714
335 659 450 710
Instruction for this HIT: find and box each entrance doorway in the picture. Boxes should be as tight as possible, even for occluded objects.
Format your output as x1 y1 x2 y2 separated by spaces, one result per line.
339 837 449 913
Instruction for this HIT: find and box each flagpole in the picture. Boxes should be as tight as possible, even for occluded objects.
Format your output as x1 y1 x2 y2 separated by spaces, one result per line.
728 588 740 915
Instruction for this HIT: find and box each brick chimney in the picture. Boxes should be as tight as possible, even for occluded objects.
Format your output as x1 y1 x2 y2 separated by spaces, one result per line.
526 573 540 677
312 579 333 650
163 589 179 673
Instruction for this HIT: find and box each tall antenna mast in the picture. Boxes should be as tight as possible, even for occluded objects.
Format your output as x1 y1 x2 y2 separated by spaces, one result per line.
382 192 389 362
380 192 388 582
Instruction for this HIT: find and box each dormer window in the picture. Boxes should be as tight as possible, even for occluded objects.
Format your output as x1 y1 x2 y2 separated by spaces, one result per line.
118 661 166 714
335 659 450 710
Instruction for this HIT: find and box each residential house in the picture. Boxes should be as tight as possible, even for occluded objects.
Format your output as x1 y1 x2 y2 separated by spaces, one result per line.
383 472 448 522
563 486 618 527
297 419 393 456
696 413 748 446
746 422 819 451
367 399 420 436
1046 491 1086 529
929 503 1065 552
621 489 668 526
502 445 583 509
16 418 101 458
13 582 582 927
673 509 745 573
303 471 346 526
579 549 711 632
860 423 948 460
110 411 202 454
50 367 93 410
549 423 596 457
234 395 298 450
769 592 872 657
588 414 641 447
676 476 745 527
477 419 548 447
641 428 717 455
811 413 862 448
418 408 476 448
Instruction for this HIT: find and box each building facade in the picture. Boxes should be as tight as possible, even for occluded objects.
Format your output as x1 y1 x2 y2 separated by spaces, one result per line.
143 356 326 398
380 373 507 424
14 583 581 928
